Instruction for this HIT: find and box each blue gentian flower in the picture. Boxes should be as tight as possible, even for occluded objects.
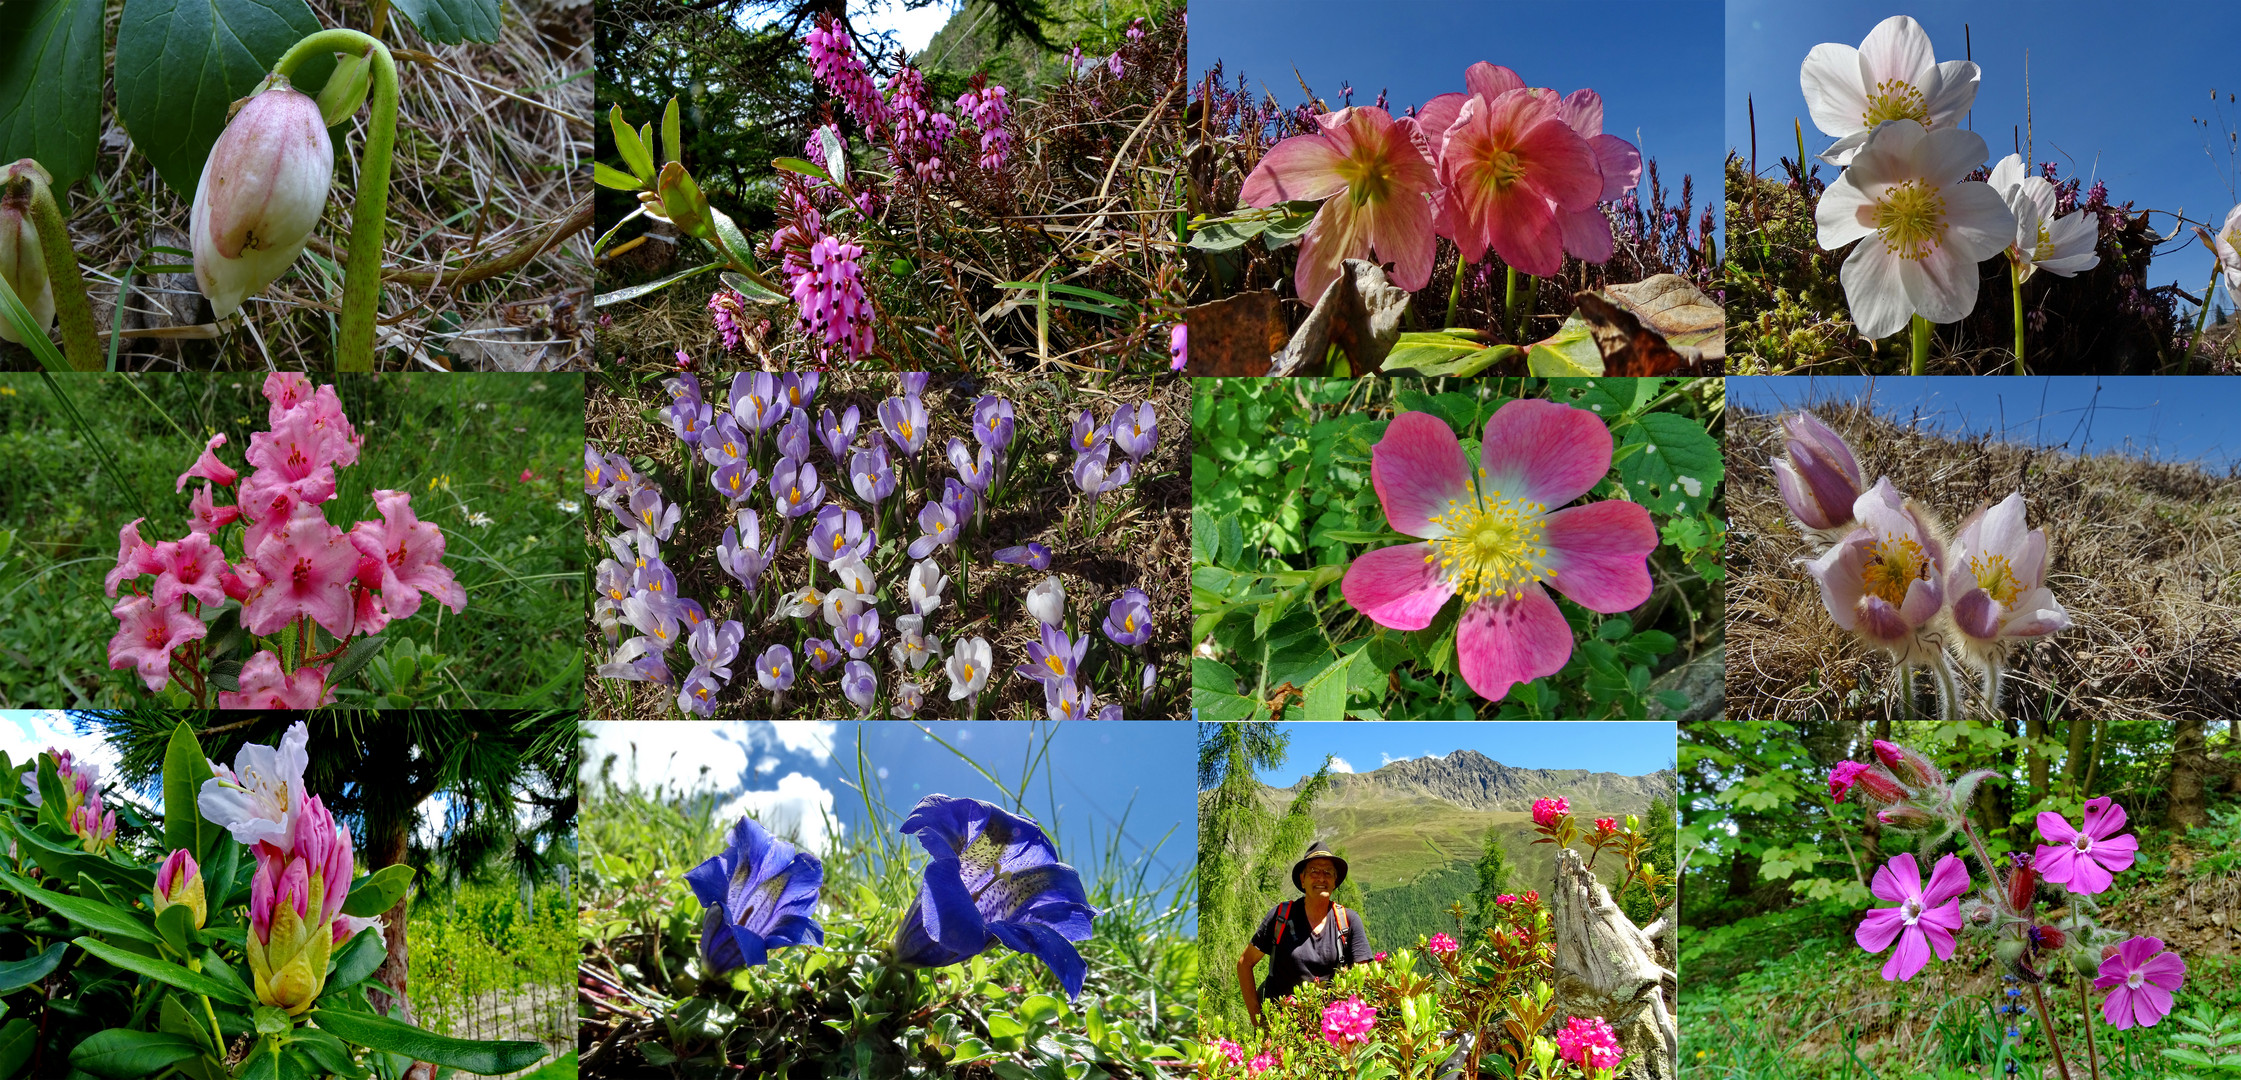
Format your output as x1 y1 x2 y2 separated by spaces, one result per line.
686 815 824 974
893 795 1099 1000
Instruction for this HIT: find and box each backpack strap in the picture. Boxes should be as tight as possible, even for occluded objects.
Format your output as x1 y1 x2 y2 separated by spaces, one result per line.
1333 903 1351 955
1272 901 1292 947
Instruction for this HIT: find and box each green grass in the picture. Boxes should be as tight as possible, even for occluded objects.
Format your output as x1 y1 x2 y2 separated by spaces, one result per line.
407 880 574 1045
0 373 585 707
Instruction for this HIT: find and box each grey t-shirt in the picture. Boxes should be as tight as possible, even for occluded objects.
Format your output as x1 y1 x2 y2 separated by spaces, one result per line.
1250 900 1370 1001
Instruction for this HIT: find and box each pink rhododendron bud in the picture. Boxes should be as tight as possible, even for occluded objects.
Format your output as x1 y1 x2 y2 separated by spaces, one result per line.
218 650 336 709
191 80 333 320
153 848 207 929
1871 740 1944 790
245 794 358 1014
1772 412 1863 533
0 159 56 345
69 790 117 856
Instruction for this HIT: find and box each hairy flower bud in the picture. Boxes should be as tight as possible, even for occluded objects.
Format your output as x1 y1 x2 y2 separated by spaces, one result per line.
1875 804 1939 830
0 159 55 345
1872 739 1945 789
1773 412 1864 532
2006 852 2037 914
153 848 207 930
191 80 333 319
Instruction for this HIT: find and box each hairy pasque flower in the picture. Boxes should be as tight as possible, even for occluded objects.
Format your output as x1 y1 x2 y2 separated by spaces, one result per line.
1773 412 1865 535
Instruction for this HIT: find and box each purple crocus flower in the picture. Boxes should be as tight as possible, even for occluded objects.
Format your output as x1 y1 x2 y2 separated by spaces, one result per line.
731 372 783 435
840 608 882 659
597 638 673 684
804 637 842 673
973 395 1015 451
880 395 930 458
584 443 613 495
1044 678 1093 721
1016 622 1086 687
892 613 942 672
624 485 682 542
756 645 795 691
891 795 1099 1001
701 413 749 468
686 814 824 972
851 444 897 510
675 597 708 637
907 500 959 559
677 666 722 716
621 594 681 655
594 558 631 614
941 476 977 523
1096 704 1123 721
1101 588 1153 646
631 557 682 617
819 405 860 462
663 372 702 406
777 408 814 461
688 618 745 681
900 372 930 399
780 373 820 413
993 542 1053 571
712 461 760 504
772 457 825 518
1109 402 1157 461
808 504 872 564
717 510 772 595
668 398 712 446
948 437 994 492
1070 443 1133 494
891 679 925 718
842 660 878 714
1069 408 1108 456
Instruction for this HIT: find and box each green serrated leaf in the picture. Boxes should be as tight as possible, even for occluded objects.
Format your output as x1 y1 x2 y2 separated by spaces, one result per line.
113 0 334 201
385 0 501 44
0 0 106 193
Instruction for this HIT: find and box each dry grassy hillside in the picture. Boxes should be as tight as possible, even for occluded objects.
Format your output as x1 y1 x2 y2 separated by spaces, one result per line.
1728 402 2241 724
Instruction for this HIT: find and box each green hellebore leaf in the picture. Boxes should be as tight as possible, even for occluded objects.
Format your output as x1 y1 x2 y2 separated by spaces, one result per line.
113 0 334 200
385 0 501 45
0 0 105 193
1525 316 1605 376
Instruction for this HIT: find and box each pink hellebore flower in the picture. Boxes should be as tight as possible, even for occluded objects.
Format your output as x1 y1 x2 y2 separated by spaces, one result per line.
1339 401 1656 702
176 433 239 491
1946 492 2069 658
2034 796 2138 895
242 505 358 639
1432 87 1602 277
1548 89 1642 264
349 489 467 622
108 595 207 691
1239 106 1438 306
1804 478 1945 660
1855 852 1968 981
2095 936 2184 1030
199 719 309 846
1771 412 1864 534
218 650 336 709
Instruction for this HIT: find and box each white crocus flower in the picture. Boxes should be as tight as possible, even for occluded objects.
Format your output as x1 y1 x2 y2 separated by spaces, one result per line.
908 560 949 616
1024 575 1065 627
1815 120 2013 340
832 554 877 605
1800 15 1980 167
1985 155 2099 282
819 585 862 627
891 613 941 672
946 636 991 701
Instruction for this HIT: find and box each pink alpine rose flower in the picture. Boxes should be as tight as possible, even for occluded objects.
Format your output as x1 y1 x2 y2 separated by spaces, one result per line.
1946 492 2069 661
218 650 335 709
1339 401 1656 702
1239 106 1438 305
1320 995 1376 1047
1556 1015 1621 1072
242 505 358 639
1425 932 1458 955
108 595 207 691
176 433 239 491
1804 477 1945 661
2034 796 2138 895
151 533 228 609
105 517 164 597
1432 88 1602 277
1855 852 1968 981
2095 935 2184 1030
187 483 242 536
1532 796 1570 828
348 489 466 621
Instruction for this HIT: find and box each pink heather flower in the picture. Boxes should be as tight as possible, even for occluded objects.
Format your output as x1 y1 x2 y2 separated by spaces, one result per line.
2095 936 2184 1030
1773 412 1864 534
2035 796 2139 895
105 517 163 597
1426 932 1458 955
1805 478 1946 661
788 234 874 364
1240 105 1438 305
188 483 242 536
804 15 883 127
1946 492 2070 659
1106 52 1123 78
1126 18 1145 40
1855 852 1968 981
1247 1053 1276 1076
348 489 467 622
1339 402 1655 702
1532 796 1570 828
242 504 358 639
151 532 228 609
957 85 1013 171
1429 78 1602 277
708 287 749 351
108 594 208 691
1556 1015 1621 1072
883 66 952 184
1320 995 1376 1047
176 433 239 491
218 650 335 709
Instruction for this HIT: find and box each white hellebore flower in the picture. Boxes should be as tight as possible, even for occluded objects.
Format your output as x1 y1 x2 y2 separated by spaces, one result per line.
1800 15 1980 167
946 635 992 700
2215 203 2241 295
0 159 55 345
191 80 333 319
1024 575 1065 627
1985 155 2099 282
1815 120 2013 340
197 720 310 847
908 559 948 616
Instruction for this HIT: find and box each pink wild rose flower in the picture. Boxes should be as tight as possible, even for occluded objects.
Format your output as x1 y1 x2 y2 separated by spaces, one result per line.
2034 796 2138 895
1856 852 1968 981
2095 935 2184 1030
1239 106 1438 306
1340 401 1656 701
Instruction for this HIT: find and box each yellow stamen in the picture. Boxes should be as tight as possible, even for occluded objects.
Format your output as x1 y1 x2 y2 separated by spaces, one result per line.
1860 78 1929 128
963 663 975 680
1045 656 1066 675
1872 178 1949 261
1862 533 1931 606
1424 492 1552 604
1969 552 2021 607
901 419 914 440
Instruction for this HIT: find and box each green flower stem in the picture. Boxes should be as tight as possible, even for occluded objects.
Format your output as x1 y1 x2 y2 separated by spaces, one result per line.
23 175 100 370
274 30 398 373
1910 314 1929 376
2183 263 2220 375
1504 266 1523 340
2011 262 2028 376
1444 249 1467 329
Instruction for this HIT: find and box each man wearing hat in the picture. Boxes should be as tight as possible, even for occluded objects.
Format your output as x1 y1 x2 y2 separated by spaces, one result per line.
1236 841 1373 1027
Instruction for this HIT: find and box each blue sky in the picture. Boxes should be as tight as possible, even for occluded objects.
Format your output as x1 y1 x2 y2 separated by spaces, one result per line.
1248 722 1677 789
1188 0 1725 230
1728 0 2241 315
1729 376 2241 470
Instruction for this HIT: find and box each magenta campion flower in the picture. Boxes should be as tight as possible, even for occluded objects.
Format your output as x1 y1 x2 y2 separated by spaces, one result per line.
819 405 860 462
993 542 1052 570
1240 105 1438 305
2035 796 2138 895
1856 852 1968 981
175 433 239 491
1338 401 1656 702
771 457 826 519
242 505 357 638
108 595 207 690
689 814 825 973
1101 588 1152 646
891 795 1098 1000
879 394 930 458
219 649 335 709
908 500 959 560
349 490 466 622
1805 478 1946 659
2096 936 2185 1030
1432 88 1602 277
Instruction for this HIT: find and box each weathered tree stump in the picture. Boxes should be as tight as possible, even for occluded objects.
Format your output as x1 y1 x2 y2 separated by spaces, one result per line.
1549 848 1678 1080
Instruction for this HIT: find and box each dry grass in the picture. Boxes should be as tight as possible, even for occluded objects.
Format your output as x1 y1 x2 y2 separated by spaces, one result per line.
1728 400 2241 726
1 0 591 371
584 371 1190 720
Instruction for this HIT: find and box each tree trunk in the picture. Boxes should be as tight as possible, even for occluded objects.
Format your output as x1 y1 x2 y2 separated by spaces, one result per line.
2027 713 2047 813
2083 717 2106 797
2171 719 2211 830
365 804 437 1080
1548 849 1675 1080
2064 714 2091 798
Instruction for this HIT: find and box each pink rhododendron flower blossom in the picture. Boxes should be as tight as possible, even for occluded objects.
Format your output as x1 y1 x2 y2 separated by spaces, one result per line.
1239 106 1438 305
1593 817 1618 832
1214 1038 1243 1067
1320 995 1376 1047
199 719 309 846
348 489 466 622
1804 478 1946 661
188 483 242 536
1247 1053 1276 1076
1532 796 1570 828
243 407 341 505
218 650 335 709
1339 401 1656 702
1432 87 1601 277
105 517 162 597
242 505 358 638
107 595 207 691
1855 852 1968 981
2095 935 2184 1030
151 532 228 609
1800 15 1980 167
2035 796 2138 895
1946 492 2069 660
176 433 239 491
1557 1015 1621 1072
1426 932 1458 954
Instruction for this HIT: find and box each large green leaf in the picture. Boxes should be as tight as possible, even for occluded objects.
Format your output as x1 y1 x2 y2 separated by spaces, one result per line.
309 1008 548 1074
68 1029 205 1078
341 863 413 917
0 866 159 944
161 720 218 860
593 261 722 307
0 942 67 993
0 0 105 192
113 0 334 200
385 0 500 45
73 936 251 1006
1616 411 1722 517
324 925 387 994
0 1018 32 1079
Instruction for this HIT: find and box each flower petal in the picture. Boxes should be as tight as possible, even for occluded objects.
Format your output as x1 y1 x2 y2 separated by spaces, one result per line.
1922 854 1971 905
2084 796 2129 839
1539 499 1656 612
1856 16 1937 92
1341 543 1456 631
2102 985 2136 1029
1815 169 1879 250
1239 131 1349 205
1855 907 1905 953
1799 42 1869 138
1479 398 1612 509
1368 180 1437 291
987 920 1088 1001
1371 411 1472 538
2035 811 2077 845
1895 237 1981 326
1454 588 1573 702
1838 229 1913 340
1558 206 1615 264
1883 926 1929 981
1869 852 1920 904
1952 587 2000 640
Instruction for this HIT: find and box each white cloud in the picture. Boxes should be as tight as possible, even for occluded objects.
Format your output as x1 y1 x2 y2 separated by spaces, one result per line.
0 711 121 790
717 772 845 855
581 722 750 795
754 756 780 776
1328 756 1355 773
766 721 836 761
